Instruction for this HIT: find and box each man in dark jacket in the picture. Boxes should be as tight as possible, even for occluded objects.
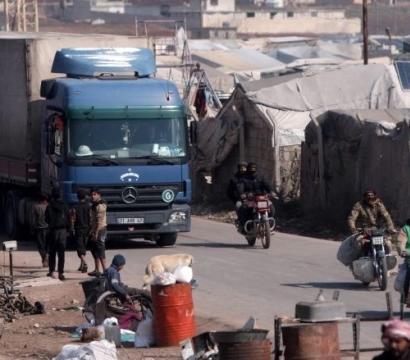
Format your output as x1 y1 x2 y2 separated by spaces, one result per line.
374 319 410 360
245 162 272 196
227 162 249 233
46 187 69 281
31 194 49 267
69 189 90 273
104 254 137 303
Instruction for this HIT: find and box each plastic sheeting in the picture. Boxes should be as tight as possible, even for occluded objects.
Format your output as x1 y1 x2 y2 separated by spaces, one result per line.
302 109 410 224
195 63 410 173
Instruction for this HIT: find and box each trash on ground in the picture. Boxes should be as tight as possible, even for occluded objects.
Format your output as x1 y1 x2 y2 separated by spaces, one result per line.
53 339 117 360
134 311 155 348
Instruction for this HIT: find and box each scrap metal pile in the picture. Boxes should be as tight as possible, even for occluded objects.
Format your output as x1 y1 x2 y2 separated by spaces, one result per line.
0 277 44 322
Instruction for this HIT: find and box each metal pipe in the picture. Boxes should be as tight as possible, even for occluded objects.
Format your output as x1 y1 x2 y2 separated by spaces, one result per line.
9 251 13 293
363 0 369 65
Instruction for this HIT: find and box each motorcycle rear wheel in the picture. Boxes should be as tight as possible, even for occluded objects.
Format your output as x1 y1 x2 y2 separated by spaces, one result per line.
246 236 256 246
261 221 271 249
376 257 388 291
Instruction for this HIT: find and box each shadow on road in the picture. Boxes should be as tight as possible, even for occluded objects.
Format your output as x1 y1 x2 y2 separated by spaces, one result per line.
281 281 376 291
179 241 262 250
3 238 158 252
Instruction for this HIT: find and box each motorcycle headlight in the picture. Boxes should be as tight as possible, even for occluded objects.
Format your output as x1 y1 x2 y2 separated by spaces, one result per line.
169 211 187 223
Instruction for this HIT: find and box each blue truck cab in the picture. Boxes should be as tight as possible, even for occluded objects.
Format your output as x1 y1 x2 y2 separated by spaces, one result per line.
40 48 191 246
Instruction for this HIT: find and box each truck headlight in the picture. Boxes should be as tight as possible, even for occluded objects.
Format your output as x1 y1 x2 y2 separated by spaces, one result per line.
169 211 187 223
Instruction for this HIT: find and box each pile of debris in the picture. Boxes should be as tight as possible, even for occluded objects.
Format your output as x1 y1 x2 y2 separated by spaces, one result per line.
0 278 44 322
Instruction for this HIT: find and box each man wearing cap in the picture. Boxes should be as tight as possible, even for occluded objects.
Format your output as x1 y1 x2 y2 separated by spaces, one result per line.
105 254 137 303
348 190 395 235
374 319 410 360
348 189 396 255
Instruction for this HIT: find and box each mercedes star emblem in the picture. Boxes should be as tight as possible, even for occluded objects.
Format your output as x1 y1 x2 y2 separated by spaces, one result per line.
122 187 138 204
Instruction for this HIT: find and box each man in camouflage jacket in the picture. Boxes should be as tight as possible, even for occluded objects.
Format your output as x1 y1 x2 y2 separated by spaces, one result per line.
348 190 395 234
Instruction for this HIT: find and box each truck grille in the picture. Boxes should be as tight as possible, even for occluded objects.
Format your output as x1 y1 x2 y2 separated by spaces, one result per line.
80 183 182 210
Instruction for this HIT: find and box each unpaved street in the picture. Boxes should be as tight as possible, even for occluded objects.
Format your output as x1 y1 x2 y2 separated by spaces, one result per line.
1 217 401 355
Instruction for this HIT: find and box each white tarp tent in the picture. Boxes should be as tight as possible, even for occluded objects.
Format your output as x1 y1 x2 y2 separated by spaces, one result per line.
194 63 410 201
302 109 410 224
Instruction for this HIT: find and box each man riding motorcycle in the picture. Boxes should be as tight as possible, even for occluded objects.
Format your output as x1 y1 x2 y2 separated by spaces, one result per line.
347 189 396 253
236 163 275 233
227 162 248 232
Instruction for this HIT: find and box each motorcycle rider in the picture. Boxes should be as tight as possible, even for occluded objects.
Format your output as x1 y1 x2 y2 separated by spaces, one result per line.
227 162 248 232
347 189 395 253
245 162 275 217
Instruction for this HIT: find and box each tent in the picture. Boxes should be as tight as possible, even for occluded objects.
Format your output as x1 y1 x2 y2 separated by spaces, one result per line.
193 62 410 202
302 109 410 224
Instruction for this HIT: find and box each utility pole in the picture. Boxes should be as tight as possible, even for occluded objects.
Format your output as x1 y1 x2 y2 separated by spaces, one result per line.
4 0 39 32
362 0 369 65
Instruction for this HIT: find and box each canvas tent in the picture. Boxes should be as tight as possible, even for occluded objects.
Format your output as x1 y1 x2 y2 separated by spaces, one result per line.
302 109 410 224
193 63 410 203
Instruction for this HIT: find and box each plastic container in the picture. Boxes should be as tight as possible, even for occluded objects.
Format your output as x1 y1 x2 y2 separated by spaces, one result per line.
104 324 121 347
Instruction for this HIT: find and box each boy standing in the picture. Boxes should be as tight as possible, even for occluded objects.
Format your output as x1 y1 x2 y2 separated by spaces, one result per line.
88 188 107 277
69 189 90 273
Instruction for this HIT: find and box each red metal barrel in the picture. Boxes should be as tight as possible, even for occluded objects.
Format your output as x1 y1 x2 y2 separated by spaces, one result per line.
151 283 196 346
282 322 340 360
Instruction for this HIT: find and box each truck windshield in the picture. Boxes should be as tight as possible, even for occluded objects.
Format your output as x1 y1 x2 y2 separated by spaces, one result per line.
68 117 187 160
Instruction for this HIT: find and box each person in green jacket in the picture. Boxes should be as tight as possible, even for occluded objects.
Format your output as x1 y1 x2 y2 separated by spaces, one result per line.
398 219 410 257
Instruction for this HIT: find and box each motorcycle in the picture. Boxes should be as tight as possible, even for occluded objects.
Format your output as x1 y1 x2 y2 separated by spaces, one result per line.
237 193 275 249
351 228 396 291
81 277 153 325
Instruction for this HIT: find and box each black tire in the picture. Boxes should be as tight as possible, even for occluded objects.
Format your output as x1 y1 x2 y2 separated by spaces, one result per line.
156 233 177 247
261 220 270 249
5 192 18 239
246 236 256 246
401 294 405 320
376 257 388 291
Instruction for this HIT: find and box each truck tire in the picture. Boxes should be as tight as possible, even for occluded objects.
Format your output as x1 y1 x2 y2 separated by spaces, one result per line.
156 233 177 247
5 192 18 239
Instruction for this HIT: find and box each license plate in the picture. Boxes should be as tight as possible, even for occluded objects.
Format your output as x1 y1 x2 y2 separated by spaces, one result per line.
372 236 384 245
257 201 268 209
117 217 144 224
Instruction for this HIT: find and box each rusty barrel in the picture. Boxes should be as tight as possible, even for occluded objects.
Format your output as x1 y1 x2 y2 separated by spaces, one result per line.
282 322 340 360
218 340 272 360
213 330 271 360
151 283 196 346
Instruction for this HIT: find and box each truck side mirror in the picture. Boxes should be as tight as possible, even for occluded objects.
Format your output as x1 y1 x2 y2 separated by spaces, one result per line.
189 121 197 145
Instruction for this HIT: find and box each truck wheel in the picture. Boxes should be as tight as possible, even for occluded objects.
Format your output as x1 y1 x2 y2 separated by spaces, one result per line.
5 192 18 239
156 233 177 247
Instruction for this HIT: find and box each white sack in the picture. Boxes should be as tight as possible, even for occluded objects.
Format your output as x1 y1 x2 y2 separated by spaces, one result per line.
152 272 177 286
337 234 362 266
173 266 193 283
395 263 407 293
352 258 375 284
134 312 155 348
53 340 117 360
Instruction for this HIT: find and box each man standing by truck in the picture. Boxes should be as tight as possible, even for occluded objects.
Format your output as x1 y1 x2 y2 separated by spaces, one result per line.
31 194 49 267
46 188 70 281
69 189 90 273
88 188 107 277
